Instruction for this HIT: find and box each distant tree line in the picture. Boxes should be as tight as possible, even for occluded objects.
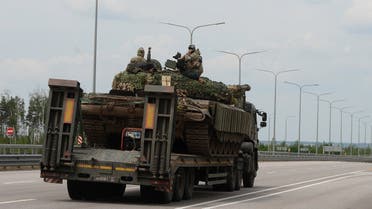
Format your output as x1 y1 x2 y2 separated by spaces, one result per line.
0 89 47 144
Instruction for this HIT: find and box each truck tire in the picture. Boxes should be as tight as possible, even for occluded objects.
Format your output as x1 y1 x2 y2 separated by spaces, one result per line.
140 185 154 202
160 190 173 203
225 167 236 191
107 183 126 198
173 168 186 201
243 171 255 188
140 185 173 203
235 170 242 190
67 180 83 200
183 168 195 200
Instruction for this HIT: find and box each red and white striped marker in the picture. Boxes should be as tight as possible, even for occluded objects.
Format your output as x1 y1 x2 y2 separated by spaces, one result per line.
77 135 83 145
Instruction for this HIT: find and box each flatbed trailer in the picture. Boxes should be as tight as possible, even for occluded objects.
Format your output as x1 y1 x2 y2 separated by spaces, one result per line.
40 79 261 203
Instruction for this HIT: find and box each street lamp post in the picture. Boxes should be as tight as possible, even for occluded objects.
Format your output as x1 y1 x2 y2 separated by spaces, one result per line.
320 99 345 144
363 121 369 155
304 91 332 154
268 115 271 151
358 115 370 156
161 22 225 44
370 125 372 156
348 110 363 155
92 0 98 94
257 69 299 154
218 51 265 85
285 116 295 142
335 106 353 148
284 81 318 154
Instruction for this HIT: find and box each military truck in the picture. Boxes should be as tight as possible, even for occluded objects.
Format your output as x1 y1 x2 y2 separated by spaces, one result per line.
40 75 266 203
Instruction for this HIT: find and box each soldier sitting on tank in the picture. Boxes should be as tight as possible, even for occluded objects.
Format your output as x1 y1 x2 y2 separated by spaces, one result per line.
173 44 203 80
126 47 156 74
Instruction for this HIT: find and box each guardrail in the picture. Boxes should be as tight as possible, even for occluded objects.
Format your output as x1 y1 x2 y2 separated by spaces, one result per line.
0 154 41 168
0 144 42 155
259 151 372 163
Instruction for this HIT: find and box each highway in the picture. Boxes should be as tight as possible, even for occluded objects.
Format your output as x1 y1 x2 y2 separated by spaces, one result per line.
0 161 371 209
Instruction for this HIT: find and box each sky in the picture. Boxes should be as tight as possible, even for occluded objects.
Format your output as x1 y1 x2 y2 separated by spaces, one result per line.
1 0 372 144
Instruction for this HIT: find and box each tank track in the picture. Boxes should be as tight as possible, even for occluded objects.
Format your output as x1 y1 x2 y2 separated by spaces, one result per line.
184 122 242 156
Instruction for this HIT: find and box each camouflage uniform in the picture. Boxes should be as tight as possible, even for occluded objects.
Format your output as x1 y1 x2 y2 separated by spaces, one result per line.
178 45 203 80
126 47 147 73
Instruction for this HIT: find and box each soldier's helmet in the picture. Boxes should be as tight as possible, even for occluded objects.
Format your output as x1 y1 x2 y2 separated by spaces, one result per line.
137 47 145 57
188 44 196 51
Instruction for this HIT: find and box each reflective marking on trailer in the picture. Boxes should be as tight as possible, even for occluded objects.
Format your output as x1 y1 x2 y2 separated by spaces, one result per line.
76 164 112 170
115 167 136 172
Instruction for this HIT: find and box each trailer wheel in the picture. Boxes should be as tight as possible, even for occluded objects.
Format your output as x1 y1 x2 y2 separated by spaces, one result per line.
140 185 154 202
67 180 83 200
160 189 173 203
140 185 173 203
173 168 186 201
225 167 236 192
183 168 195 200
235 170 242 190
107 183 126 198
243 171 255 188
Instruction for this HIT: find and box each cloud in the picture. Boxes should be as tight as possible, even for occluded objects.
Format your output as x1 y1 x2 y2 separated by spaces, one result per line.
345 0 372 25
62 0 154 20
0 58 48 78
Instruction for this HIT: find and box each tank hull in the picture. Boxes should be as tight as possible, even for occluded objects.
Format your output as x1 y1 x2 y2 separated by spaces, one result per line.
80 93 258 157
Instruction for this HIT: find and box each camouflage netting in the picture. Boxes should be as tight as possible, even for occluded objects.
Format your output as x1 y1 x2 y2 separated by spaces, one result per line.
112 71 234 103
111 70 252 105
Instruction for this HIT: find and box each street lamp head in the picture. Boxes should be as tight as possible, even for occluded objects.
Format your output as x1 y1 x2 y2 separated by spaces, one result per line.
304 84 319 88
214 22 226 25
304 91 332 97
284 81 318 89
340 106 354 111
360 115 370 120
319 92 333 96
284 81 299 86
331 99 346 104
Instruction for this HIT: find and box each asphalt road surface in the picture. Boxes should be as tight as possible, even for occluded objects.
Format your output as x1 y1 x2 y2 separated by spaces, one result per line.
0 161 371 209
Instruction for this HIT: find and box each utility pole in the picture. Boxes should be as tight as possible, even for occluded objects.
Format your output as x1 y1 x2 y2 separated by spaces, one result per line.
92 0 98 94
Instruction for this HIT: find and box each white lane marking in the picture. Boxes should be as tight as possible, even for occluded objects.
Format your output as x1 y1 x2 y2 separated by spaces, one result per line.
3 180 36 185
0 170 37 175
203 174 360 209
0 199 36 205
175 170 363 209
